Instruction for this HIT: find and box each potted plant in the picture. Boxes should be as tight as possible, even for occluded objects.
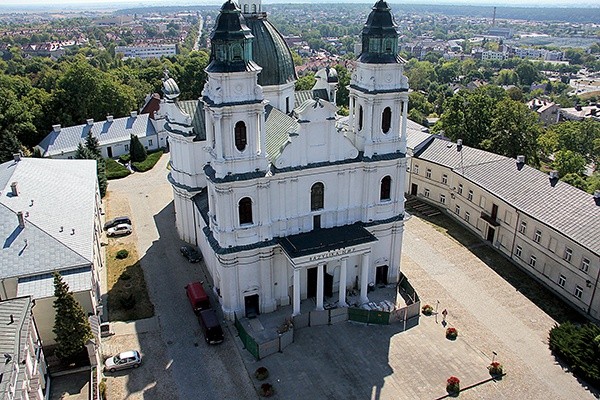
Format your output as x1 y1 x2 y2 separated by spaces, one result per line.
255 366 269 381
446 327 458 340
446 376 460 395
421 304 434 316
259 383 274 397
488 361 503 377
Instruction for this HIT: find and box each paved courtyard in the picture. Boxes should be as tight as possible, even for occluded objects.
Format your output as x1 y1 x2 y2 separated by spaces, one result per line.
102 155 597 399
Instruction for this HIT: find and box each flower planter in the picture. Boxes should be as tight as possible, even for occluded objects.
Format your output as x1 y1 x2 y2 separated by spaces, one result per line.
488 362 503 378
255 367 269 381
446 327 458 340
259 383 274 397
446 376 460 396
421 304 434 316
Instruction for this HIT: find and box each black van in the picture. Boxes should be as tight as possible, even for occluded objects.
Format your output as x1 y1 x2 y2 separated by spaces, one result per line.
198 309 224 345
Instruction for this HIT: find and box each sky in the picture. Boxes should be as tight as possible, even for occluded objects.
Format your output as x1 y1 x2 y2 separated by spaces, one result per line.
3 0 599 7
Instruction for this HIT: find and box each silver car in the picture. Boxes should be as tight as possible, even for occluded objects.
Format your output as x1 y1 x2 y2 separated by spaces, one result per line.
104 350 142 372
106 223 132 237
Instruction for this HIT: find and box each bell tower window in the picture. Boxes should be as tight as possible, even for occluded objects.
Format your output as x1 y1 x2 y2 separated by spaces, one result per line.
380 176 392 201
382 107 392 133
311 182 324 211
231 43 243 61
358 105 363 131
239 197 253 225
234 121 247 151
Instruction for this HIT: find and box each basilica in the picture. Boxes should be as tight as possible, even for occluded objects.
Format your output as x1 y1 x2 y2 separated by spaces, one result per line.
164 0 409 319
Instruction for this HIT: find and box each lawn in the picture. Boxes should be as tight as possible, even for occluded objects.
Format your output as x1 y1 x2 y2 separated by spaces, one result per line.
105 158 130 180
106 242 154 321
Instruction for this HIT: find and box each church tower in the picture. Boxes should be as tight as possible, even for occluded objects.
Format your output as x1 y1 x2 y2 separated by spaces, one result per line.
202 0 269 178
348 0 409 158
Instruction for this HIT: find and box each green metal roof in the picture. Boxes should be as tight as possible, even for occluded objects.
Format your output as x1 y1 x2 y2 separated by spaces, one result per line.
245 16 297 86
177 100 206 141
265 104 298 161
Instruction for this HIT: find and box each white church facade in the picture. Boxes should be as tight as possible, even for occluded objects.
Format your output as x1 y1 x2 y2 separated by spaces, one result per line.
165 0 409 319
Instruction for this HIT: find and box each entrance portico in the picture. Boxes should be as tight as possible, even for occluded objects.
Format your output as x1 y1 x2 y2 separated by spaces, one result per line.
279 224 378 316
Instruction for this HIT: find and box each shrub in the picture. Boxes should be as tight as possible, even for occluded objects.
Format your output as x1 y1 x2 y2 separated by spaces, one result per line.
132 151 163 172
116 249 129 259
255 367 269 381
105 158 130 180
549 322 600 386
119 153 131 163
99 378 107 400
421 304 434 316
129 134 147 162
119 294 136 310
446 376 460 394
446 327 458 340
259 383 274 397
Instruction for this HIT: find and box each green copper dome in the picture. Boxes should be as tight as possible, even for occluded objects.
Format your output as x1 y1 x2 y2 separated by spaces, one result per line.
207 0 261 73
244 14 297 86
359 0 401 64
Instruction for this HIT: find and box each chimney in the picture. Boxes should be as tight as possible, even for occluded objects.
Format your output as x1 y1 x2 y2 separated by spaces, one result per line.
86 118 94 126
71 228 75 235
13 153 21 162
575 105 582 111
106 115 113 122
9 315 14 324
549 170 559 179
130 111 138 118
591 109 597 116
52 124 61 133
456 139 463 151
594 190 600 206
17 211 25 228
10 182 18 197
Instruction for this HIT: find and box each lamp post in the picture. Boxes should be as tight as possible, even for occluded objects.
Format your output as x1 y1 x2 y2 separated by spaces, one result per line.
492 351 497 363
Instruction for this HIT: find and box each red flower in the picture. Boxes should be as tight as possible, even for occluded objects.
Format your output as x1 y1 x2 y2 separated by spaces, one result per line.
447 376 460 385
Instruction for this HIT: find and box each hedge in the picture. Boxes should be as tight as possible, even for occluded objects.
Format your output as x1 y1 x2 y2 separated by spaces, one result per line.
549 322 600 386
132 151 163 172
106 158 130 180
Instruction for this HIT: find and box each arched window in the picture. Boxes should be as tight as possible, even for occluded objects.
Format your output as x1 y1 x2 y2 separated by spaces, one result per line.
380 176 392 201
239 197 253 225
381 107 392 133
234 121 247 151
244 4 248 13
358 105 363 131
251 4 256 13
231 43 243 61
311 182 324 211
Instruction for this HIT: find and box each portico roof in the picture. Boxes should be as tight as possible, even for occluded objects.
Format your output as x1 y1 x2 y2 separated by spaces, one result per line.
279 223 377 259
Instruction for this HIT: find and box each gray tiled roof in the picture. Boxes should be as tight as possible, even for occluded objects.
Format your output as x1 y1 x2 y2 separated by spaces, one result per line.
38 114 159 156
0 158 97 277
177 100 206 141
0 297 33 399
415 138 600 255
265 104 298 161
18 267 92 299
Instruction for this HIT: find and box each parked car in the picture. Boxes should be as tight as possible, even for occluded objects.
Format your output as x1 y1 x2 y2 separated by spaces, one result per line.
104 216 131 231
100 322 115 338
104 350 142 372
185 281 210 314
107 223 132 237
180 245 202 263
198 309 224 345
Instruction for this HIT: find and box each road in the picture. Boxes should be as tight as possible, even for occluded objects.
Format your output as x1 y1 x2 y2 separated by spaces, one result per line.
105 154 256 400
193 16 204 51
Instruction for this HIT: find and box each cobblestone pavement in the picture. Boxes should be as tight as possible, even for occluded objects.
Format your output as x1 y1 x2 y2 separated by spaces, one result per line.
236 216 597 400
103 155 256 400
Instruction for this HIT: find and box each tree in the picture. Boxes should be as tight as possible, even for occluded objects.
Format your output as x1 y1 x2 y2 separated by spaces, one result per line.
75 132 107 197
515 61 540 86
483 98 542 164
0 130 22 162
334 64 350 108
295 73 316 91
405 60 437 92
553 150 586 177
130 134 147 162
53 272 93 361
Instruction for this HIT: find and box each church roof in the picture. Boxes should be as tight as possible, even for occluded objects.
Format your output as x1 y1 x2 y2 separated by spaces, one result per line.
264 104 298 161
177 99 206 141
245 16 297 86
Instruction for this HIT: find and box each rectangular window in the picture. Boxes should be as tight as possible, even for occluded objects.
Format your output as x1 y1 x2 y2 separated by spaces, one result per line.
515 246 522 258
124 144 129 151
558 275 566 287
548 237 557 253
426 169 432 179
455 205 460 215
534 230 541 243
442 174 448 184
440 194 446 204
479 196 486 208
414 164 419 174
148 139 153 146
582 258 590 273
424 188 430 198
519 221 527 234
457 184 463 195
575 285 583 299
465 212 470 223
467 190 473 201
564 248 573 263
504 210 512 225
529 255 537 267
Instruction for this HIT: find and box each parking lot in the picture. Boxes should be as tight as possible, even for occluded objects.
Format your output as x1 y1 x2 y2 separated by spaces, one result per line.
102 154 596 399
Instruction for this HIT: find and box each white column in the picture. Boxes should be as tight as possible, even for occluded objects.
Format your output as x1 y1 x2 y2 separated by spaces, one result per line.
316 264 324 310
293 268 301 316
360 252 370 304
214 114 223 160
338 258 348 306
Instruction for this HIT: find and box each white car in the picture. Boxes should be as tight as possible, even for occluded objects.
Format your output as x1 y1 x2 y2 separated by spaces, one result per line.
107 223 132 237
104 350 142 372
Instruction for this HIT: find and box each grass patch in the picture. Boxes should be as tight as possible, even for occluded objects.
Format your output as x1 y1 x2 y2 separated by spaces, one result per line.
106 243 154 321
132 151 163 172
105 158 130 180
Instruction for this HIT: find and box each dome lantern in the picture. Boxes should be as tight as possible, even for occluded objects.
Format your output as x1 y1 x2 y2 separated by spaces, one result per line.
359 0 401 64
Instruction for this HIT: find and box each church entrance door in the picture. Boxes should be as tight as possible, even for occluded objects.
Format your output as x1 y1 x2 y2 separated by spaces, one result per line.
244 294 259 318
307 267 317 298
375 265 389 285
